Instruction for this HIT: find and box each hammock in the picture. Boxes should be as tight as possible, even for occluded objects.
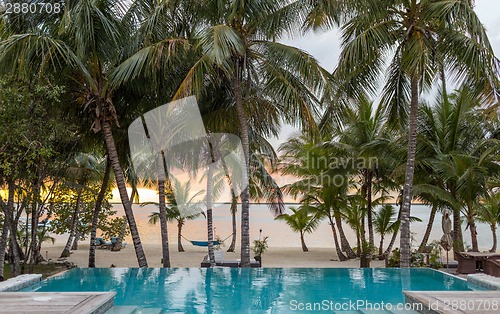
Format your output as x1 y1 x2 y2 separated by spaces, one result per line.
182 234 233 247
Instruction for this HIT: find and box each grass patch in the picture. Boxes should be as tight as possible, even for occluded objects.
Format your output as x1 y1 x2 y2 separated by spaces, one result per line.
3 263 69 280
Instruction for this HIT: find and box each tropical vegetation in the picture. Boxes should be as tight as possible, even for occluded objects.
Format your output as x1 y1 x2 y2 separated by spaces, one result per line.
0 0 499 280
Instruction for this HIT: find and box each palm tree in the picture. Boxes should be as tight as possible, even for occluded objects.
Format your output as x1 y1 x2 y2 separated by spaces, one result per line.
60 152 103 258
276 207 320 252
279 134 355 260
146 180 205 252
477 193 500 252
373 205 397 259
334 0 498 266
88 156 112 267
330 97 396 249
112 0 334 266
0 0 149 267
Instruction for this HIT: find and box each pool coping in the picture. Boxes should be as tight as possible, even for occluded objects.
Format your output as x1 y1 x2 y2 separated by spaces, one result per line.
0 274 42 292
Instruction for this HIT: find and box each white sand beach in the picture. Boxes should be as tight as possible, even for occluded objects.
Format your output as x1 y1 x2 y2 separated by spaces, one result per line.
42 243 387 268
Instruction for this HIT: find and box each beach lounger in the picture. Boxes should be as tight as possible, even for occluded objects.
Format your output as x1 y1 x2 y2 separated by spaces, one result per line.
455 252 476 274
95 238 112 249
200 251 261 268
483 257 500 277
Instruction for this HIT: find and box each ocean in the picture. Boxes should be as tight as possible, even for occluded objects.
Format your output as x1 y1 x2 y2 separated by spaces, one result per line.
99 203 496 251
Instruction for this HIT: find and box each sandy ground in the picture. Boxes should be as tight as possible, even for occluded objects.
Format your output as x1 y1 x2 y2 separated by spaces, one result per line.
41 243 386 268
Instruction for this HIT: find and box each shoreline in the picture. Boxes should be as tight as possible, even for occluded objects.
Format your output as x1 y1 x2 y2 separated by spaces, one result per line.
43 243 387 268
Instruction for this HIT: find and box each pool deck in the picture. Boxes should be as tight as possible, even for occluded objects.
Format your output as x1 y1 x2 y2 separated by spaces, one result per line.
0 292 115 314
404 291 500 314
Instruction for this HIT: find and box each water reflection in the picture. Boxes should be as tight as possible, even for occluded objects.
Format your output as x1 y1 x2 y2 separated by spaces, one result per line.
26 268 477 312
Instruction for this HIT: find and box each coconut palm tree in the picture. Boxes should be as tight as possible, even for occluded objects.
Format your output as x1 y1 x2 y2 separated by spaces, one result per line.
60 152 103 258
330 97 396 249
275 207 320 252
279 133 356 260
146 180 205 252
112 0 334 266
333 0 498 266
373 205 397 259
477 192 500 252
0 0 149 267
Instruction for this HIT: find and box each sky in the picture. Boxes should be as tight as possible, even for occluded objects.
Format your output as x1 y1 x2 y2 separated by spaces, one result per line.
268 0 500 150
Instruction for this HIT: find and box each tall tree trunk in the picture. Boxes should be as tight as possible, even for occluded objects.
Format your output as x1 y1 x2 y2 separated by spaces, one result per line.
334 210 356 258
158 179 170 267
112 217 128 252
102 119 148 267
28 167 43 272
468 215 479 252
367 171 374 249
360 179 367 248
89 156 111 267
328 216 348 261
227 200 237 252
418 204 438 252
233 71 251 267
114 190 135 251
385 200 402 256
71 229 81 251
452 205 465 253
206 135 216 267
378 235 385 259
177 221 184 252
356 230 361 257
0 222 9 281
400 74 420 268
6 180 20 277
60 190 82 258
300 231 308 252
490 224 497 253
221 154 237 253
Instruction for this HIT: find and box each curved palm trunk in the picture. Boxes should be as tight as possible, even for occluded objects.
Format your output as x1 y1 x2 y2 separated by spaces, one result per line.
71 229 81 251
28 169 43 272
89 156 111 267
221 154 237 252
328 216 348 261
60 190 82 258
300 231 308 252
378 235 385 259
102 119 147 267
158 179 170 267
233 72 251 267
367 171 374 248
177 221 184 252
452 206 465 253
0 222 9 281
206 161 216 267
400 74 420 268
418 204 438 252
468 212 479 252
334 210 356 258
384 201 402 256
489 224 497 253
227 201 237 252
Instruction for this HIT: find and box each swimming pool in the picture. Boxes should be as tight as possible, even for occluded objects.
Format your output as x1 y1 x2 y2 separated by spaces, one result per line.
23 268 481 313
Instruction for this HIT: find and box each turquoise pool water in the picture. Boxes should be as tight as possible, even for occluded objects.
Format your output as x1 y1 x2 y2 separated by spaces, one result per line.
24 268 480 312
